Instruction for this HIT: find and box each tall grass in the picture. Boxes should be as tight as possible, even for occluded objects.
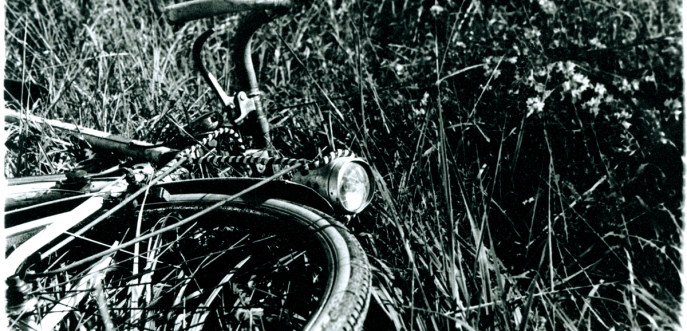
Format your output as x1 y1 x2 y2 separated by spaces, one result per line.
4 0 682 330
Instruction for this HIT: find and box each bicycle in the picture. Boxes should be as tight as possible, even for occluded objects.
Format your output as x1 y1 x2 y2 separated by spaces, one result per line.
4 0 374 330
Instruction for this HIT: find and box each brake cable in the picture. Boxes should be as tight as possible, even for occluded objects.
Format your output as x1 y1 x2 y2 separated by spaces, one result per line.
198 149 357 172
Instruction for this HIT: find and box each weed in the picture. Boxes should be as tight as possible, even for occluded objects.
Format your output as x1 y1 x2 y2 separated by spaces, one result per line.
4 0 682 330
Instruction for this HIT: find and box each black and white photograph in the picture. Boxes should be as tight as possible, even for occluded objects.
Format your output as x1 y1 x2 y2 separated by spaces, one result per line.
2 0 683 330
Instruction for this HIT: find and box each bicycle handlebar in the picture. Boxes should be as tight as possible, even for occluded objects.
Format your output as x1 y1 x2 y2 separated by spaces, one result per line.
163 0 294 23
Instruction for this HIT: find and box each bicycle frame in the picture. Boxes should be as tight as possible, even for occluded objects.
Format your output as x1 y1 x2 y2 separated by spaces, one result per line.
5 2 374 329
4 0 376 239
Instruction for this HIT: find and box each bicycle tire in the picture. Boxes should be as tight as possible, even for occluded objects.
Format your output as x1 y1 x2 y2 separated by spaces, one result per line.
10 195 370 331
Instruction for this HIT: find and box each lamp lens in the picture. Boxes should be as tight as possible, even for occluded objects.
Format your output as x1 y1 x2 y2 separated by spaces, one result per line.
339 162 370 211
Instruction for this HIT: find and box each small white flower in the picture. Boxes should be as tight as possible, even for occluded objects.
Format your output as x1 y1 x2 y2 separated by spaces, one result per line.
572 73 590 87
556 61 575 76
395 64 404 75
538 0 557 15
526 96 545 117
672 110 682 121
664 98 682 110
412 105 426 116
589 37 607 49
513 45 521 56
420 92 430 106
524 27 541 40
535 67 547 77
631 80 640 90
571 88 584 101
613 110 632 119
620 79 633 92
583 97 601 116
594 83 607 97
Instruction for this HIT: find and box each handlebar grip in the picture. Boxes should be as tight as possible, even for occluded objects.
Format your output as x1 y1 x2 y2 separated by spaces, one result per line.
164 0 294 23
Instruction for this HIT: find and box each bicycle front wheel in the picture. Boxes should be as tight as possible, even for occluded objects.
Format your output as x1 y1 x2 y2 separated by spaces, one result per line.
14 196 370 331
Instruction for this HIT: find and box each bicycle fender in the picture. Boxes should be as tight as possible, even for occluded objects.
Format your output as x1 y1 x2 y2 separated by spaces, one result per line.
144 178 334 214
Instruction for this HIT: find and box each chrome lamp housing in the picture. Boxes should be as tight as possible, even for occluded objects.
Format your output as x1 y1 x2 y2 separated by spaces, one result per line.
291 157 375 213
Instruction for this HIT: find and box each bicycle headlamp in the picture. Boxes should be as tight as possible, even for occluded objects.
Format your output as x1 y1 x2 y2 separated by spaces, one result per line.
291 157 375 213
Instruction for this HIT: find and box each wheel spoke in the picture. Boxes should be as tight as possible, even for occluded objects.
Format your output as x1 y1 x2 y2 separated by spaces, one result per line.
11 197 369 331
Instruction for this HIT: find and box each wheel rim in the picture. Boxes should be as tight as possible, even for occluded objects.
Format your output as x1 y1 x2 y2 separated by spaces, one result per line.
18 198 349 331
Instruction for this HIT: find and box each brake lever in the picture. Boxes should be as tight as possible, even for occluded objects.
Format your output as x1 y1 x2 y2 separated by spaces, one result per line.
193 29 235 114
194 29 258 125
